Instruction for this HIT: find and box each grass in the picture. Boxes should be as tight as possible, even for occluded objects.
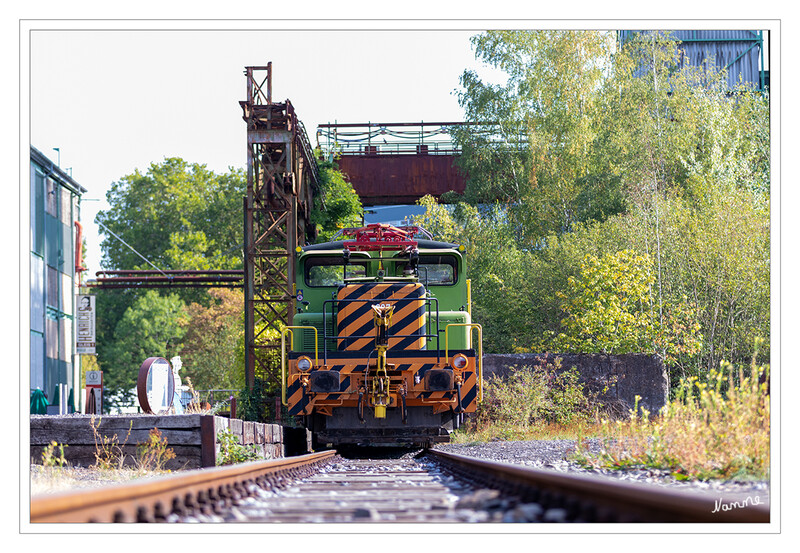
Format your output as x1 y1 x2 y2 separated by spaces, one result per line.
451 421 603 443
454 354 770 482
30 465 164 497
573 359 770 481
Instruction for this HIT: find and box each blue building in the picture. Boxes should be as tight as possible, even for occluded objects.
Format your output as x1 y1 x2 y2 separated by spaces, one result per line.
618 30 769 91
30 146 87 412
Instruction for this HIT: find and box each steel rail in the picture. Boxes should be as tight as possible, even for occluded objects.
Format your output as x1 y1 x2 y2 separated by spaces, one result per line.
30 451 336 523
428 449 770 524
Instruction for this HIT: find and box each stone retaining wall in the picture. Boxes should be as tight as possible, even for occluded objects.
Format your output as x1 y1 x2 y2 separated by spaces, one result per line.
482 353 669 415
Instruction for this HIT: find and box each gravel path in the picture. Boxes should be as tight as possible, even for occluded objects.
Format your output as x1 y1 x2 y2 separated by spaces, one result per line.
433 439 770 505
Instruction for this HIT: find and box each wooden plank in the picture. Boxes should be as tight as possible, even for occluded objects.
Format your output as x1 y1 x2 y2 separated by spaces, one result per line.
29 444 203 470
30 427 205 447
200 415 216 468
229 418 243 439
30 414 205 431
214 416 229 437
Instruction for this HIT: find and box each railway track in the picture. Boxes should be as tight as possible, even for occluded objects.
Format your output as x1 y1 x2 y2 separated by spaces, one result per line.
30 448 769 524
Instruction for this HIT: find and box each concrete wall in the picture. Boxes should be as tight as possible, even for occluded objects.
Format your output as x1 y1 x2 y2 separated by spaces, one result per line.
482 353 669 416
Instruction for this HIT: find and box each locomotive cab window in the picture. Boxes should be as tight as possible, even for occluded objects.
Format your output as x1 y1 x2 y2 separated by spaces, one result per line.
399 254 458 286
305 257 367 287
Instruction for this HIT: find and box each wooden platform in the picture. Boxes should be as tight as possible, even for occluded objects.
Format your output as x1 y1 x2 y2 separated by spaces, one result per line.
29 414 304 470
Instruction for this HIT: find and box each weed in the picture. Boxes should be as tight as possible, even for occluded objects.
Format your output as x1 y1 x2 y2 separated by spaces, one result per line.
135 428 176 472
41 441 69 469
89 416 133 470
182 378 230 415
183 377 210 414
575 355 770 480
216 429 261 466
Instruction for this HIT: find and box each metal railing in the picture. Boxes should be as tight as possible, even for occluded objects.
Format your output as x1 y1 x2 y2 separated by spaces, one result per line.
320 296 442 364
444 323 483 402
317 121 464 158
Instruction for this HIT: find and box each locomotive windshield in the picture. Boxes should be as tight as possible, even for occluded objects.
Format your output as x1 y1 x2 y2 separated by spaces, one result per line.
399 254 458 286
305 257 367 287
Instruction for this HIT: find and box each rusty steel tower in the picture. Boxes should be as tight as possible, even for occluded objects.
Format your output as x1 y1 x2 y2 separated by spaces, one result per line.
240 63 319 391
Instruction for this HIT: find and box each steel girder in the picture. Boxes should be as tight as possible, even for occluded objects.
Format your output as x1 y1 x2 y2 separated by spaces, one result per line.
241 63 317 391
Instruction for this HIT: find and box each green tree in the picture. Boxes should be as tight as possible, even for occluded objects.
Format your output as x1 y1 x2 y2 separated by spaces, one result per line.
413 195 459 242
96 157 245 273
310 160 363 243
634 190 769 374
179 288 245 391
454 30 622 242
596 32 769 206
542 250 703 363
449 30 769 385
103 290 187 408
546 250 657 354
94 158 246 403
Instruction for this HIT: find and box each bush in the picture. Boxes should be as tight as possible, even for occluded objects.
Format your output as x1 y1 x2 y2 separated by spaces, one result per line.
216 429 261 466
136 428 176 472
472 360 594 429
238 377 272 423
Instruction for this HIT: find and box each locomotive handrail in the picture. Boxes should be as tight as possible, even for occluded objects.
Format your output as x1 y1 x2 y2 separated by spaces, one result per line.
321 296 441 365
444 323 483 402
466 278 472 317
281 326 319 407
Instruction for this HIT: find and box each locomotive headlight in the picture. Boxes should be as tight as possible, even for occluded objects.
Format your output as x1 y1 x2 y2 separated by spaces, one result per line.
297 356 313 372
451 354 468 370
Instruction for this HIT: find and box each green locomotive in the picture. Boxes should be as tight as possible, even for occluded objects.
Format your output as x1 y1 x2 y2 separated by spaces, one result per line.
282 223 482 447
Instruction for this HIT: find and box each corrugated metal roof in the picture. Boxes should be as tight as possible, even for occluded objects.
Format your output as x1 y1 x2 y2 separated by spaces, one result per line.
618 30 765 90
30 145 88 195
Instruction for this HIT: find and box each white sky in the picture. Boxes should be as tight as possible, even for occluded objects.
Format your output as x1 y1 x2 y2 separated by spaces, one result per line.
27 26 511 276
23 19 782 278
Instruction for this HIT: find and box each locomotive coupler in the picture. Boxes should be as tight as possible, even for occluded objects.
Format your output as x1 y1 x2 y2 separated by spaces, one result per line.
372 345 390 418
370 304 395 419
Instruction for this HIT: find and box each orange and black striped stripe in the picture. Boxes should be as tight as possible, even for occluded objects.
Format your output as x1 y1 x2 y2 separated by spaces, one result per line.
336 283 426 351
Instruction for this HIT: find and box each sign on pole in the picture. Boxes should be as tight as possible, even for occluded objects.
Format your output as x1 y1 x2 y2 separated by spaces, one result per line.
85 370 102 414
76 294 96 354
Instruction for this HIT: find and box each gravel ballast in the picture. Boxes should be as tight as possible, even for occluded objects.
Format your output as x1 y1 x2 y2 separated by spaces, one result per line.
433 439 770 506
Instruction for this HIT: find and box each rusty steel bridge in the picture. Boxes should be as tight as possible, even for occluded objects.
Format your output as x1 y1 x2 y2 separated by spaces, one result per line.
316 120 468 205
